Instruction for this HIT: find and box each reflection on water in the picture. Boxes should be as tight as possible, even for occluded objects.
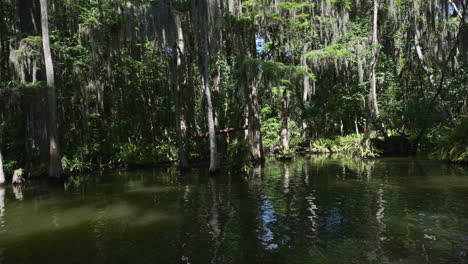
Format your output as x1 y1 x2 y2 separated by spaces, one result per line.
12 185 23 201
0 156 467 263
0 187 5 231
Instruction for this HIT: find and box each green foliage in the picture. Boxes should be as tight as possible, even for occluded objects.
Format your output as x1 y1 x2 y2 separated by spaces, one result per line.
287 120 304 149
330 0 352 10
1 0 466 177
276 149 295 160
226 138 253 172
2 159 17 177
432 116 468 163
276 2 312 10
311 134 377 158
306 44 351 59
114 140 178 166
260 106 281 148
62 156 92 173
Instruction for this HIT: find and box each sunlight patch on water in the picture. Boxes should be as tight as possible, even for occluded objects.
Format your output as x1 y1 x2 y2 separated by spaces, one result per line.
0 198 174 244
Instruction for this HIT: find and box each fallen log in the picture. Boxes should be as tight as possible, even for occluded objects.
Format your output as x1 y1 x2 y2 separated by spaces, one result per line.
193 125 248 139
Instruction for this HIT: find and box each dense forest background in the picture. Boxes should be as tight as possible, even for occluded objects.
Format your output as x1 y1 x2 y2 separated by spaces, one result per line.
0 0 467 180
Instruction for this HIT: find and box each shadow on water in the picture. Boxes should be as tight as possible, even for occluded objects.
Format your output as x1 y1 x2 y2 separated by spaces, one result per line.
0 156 467 263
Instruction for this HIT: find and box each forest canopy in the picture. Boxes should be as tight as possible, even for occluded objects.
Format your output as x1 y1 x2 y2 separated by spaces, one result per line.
0 0 467 179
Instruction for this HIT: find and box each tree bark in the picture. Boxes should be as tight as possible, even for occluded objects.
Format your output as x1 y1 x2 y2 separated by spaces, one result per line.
213 61 221 129
202 35 220 173
301 43 310 140
0 150 5 185
171 14 189 170
248 76 264 163
247 33 264 164
281 89 289 151
364 0 380 148
40 0 62 178
414 28 436 88
369 0 380 120
355 115 360 136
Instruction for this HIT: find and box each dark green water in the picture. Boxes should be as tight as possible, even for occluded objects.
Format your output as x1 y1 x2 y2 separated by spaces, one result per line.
0 156 467 264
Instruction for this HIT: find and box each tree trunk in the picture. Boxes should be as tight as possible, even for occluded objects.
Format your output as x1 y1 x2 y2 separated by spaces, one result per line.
247 33 264 164
171 15 189 170
213 62 221 129
248 76 264 163
364 0 379 148
414 29 436 88
355 115 360 136
281 89 289 151
172 55 190 170
202 36 220 173
0 150 5 185
40 0 62 178
340 119 344 136
302 44 310 140
370 3 380 120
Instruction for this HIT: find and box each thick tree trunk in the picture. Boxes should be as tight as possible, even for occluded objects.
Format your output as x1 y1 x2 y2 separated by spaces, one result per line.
248 76 264 163
302 44 310 103
281 89 289 151
172 15 189 170
40 0 62 178
202 36 220 173
370 24 380 118
0 150 5 185
364 0 379 148
302 44 310 140
213 62 221 129
172 56 190 170
247 33 264 164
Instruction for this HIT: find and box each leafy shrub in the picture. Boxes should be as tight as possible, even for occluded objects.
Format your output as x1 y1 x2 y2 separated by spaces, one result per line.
276 149 295 160
311 138 335 153
226 138 253 172
2 159 17 177
432 116 468 163
184 139 210 161
114 139 178 166
62 155 92 173
261 116 281 148
260 105 304 150
310 134 377 158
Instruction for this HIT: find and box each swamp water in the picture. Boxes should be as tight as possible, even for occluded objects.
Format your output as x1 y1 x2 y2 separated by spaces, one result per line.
0 156 467 263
